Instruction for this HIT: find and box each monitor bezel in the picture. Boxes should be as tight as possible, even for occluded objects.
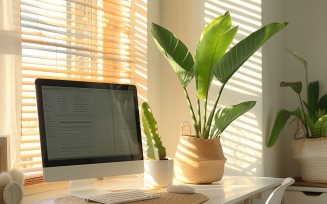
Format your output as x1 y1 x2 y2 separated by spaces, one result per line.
35 78 143 168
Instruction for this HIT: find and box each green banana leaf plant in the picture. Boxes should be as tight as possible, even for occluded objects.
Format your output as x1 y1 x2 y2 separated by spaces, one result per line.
151 11 288 139
142 102 167 160
267 48 327 147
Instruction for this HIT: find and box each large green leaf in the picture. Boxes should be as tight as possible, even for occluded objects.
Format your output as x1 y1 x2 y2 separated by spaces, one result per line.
304 101 316 122
151 23 194 86
307 81 319 118
213 22 288 84
305 113 315 134
195 12 238 99
200 12 228 38
267 108 303 147
318 94 327 110
212 101 256 138
280 81 302 94
312 115 327 137
281 46 308 71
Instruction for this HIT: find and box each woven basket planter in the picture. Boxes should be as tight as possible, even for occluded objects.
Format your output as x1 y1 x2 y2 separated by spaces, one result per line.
292 137 327 183
174 136 226 184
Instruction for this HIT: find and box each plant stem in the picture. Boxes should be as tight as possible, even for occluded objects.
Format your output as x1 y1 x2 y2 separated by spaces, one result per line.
298 94 310 137
195 78 201 137
201 99 208 138
305 66 309 103
201 81 211 138
204 83 226 139
182 86 199 137
197 97 201 138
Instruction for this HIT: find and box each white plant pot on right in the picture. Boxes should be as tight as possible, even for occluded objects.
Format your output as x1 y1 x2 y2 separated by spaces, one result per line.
144 158 174 189
292 137 327 183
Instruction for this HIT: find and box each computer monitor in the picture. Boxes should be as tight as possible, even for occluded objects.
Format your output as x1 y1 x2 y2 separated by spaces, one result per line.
35 78 144 198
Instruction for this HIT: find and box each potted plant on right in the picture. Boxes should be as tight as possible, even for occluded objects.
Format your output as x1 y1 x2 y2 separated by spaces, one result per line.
142 102 174 189
266 48 327 182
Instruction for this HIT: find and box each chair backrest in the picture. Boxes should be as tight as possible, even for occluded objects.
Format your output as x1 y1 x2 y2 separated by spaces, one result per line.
265 177 295 204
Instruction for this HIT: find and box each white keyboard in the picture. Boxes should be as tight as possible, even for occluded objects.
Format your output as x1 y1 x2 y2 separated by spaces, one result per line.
87 189 159 204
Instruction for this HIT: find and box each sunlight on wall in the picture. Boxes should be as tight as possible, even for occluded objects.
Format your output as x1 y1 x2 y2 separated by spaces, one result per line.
19 0 148 178
130 0 149 159
132 0 148 103
205 0 263 175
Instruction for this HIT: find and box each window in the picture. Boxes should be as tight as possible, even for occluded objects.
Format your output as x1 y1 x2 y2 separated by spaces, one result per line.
19 0 147 185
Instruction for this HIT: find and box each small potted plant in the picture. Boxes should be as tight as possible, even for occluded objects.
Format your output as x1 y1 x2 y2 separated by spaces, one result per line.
266 48 327 182
142 102 173 189
151 11 287 183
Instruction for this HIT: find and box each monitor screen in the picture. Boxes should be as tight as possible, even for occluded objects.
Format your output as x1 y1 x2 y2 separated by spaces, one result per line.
35 79 144 196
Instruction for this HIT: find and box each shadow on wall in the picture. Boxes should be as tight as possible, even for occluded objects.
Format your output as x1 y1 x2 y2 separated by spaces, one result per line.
204 0 263 176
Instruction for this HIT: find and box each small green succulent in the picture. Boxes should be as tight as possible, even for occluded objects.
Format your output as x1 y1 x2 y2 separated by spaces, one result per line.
141 102 166 160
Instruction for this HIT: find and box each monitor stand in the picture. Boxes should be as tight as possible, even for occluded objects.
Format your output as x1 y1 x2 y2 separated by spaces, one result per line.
69 178 107 199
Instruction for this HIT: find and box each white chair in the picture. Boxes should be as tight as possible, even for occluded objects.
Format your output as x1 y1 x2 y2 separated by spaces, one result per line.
265 177 295 204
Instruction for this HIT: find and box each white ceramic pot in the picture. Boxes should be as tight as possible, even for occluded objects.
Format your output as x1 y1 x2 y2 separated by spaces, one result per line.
144 158 174 189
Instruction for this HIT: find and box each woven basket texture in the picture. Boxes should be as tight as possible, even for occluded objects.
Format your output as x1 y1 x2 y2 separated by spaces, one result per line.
174 136 226 184
292 138 327 183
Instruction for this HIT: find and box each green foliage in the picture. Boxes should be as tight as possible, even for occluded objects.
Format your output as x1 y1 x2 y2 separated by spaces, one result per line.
150 21 194 87
312 115 327 138
267 49 327 147
141 102 166 160
280 82 302 95
267 108 302 147
151 11 288 139
195 12 237 100
211 101 256 138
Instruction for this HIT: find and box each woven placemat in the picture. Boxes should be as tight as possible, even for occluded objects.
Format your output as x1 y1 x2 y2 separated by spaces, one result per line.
54 191 209 204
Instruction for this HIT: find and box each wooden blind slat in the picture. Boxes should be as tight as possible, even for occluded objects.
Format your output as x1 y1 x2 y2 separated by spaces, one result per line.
22 45 133 63
21 153 41 159
21 23 134 43
22 67 130 77
21 160 42 167
21 139 40 144
21 15 132 39
21 0 131 19
22 31 132 48
20 146 40 152
20 0 145 186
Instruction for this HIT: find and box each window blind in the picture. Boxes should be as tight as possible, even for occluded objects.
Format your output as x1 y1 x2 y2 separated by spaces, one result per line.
20 0 147 185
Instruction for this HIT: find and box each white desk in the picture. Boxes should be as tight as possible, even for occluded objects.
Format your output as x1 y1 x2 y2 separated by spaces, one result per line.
23 175 283 204
284 185 327 204
194 176 283 204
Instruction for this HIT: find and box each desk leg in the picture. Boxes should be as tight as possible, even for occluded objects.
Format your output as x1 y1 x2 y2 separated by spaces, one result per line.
244 198 252 204
244 193 262 204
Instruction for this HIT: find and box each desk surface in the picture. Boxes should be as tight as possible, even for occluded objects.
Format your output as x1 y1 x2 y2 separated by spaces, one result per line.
286 178 327 193
195 176 283 204
23 175 283 204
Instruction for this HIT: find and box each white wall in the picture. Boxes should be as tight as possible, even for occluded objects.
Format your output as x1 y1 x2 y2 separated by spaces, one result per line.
147 1 161 118
148 0 327 178
262 0 286 177
268 0 327 178
148 0 269 177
